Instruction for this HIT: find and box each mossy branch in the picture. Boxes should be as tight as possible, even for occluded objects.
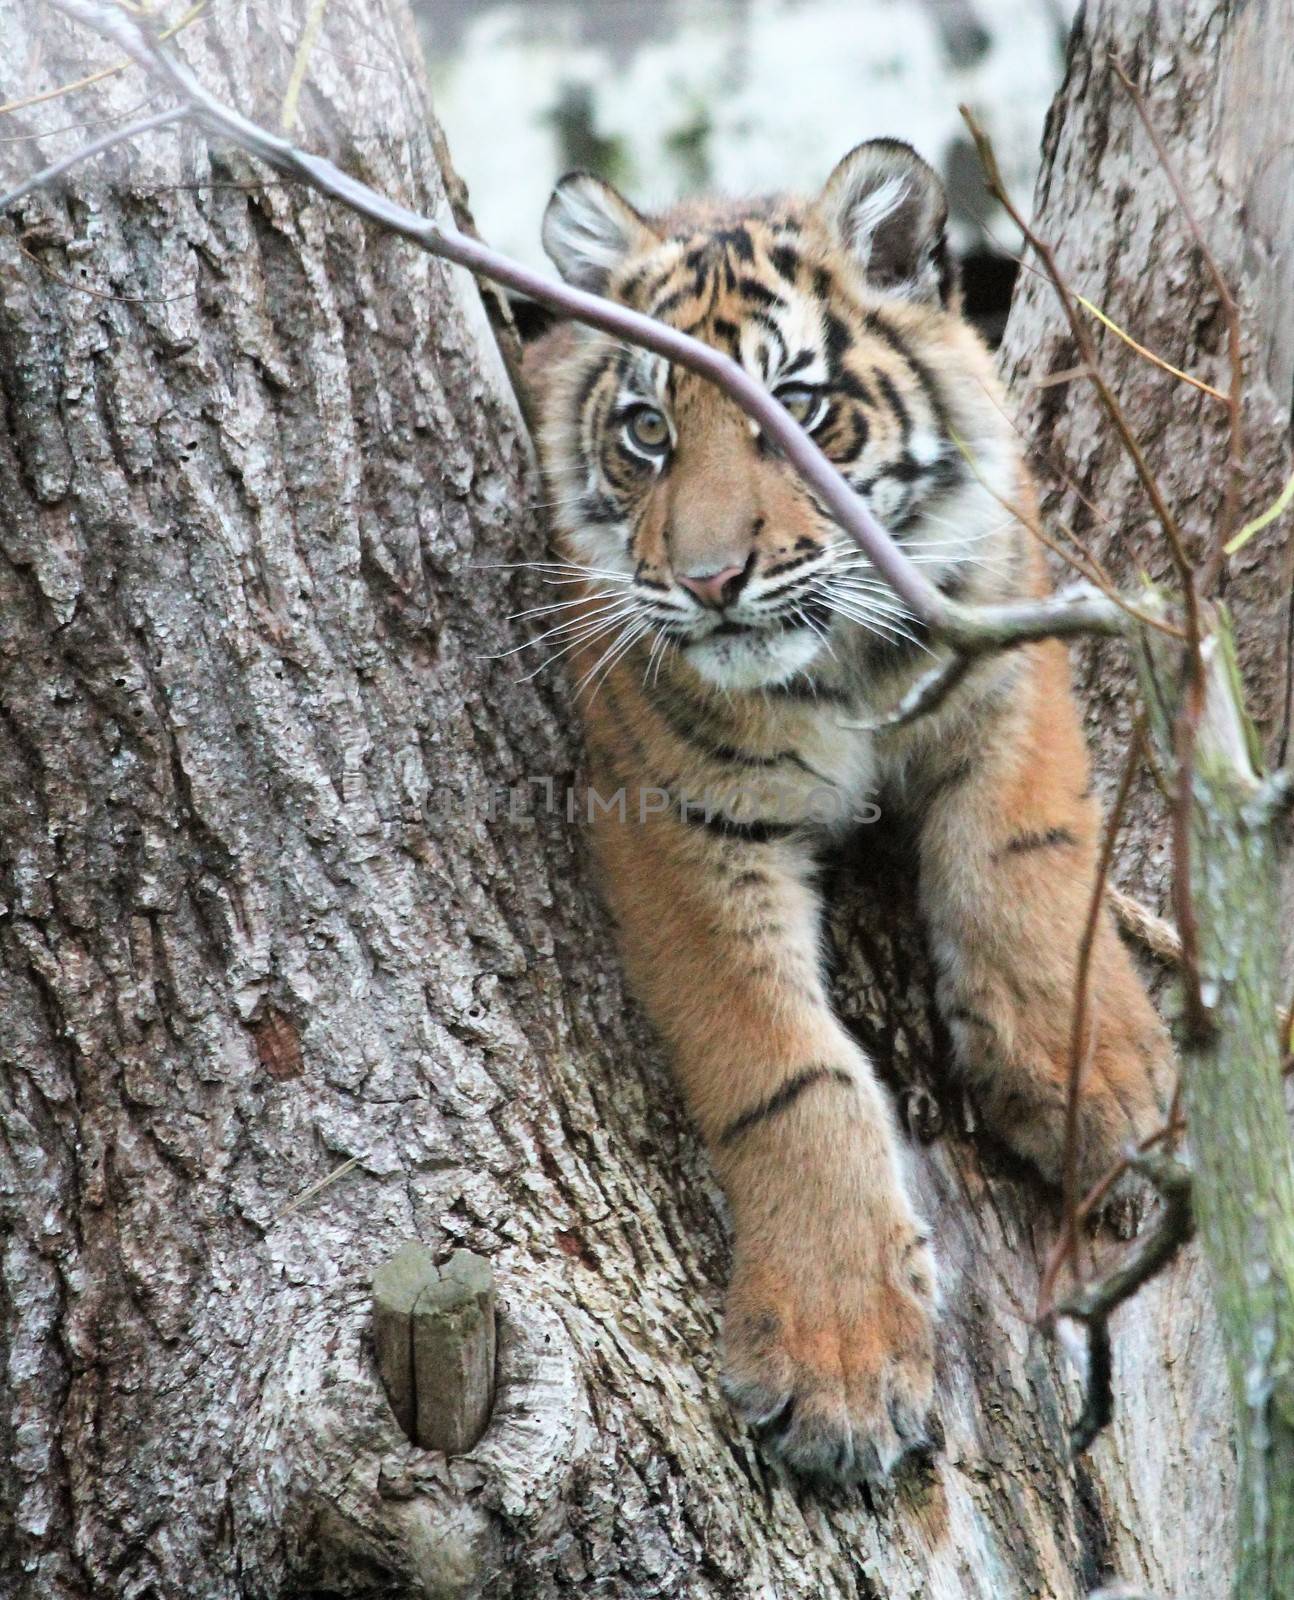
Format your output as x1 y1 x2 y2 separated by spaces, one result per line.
1136 598 1294 1598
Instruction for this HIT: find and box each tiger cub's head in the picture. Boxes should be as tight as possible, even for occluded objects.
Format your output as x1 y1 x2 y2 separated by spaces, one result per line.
533 139 1023 692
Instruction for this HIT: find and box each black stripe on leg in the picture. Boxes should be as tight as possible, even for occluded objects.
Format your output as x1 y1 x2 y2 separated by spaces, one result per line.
681 803 799 844
719 1066 853 1146
947 1005 995 1034
1000 826 1079 857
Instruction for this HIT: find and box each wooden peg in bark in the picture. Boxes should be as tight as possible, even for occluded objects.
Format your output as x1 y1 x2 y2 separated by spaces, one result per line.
372 1243 497 1454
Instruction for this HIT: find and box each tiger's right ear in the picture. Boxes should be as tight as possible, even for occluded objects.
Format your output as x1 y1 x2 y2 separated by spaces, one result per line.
542 172 657 293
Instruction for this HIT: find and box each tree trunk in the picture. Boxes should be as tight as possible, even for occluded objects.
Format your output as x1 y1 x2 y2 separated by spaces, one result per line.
0 3 1288 1599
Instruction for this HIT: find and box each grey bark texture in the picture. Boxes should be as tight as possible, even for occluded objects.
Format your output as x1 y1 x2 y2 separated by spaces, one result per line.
0 1 1289 1598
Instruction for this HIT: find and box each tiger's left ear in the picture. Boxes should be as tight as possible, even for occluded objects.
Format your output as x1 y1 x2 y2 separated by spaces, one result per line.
818 140 953 305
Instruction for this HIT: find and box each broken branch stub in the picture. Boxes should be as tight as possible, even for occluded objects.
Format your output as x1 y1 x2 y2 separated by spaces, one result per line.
372 1243 497 1455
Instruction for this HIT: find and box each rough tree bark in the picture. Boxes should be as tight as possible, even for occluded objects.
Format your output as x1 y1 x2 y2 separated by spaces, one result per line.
0 2 1289 1599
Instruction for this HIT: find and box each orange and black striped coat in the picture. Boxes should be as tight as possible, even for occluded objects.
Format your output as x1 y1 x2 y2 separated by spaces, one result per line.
522 140 1169 1484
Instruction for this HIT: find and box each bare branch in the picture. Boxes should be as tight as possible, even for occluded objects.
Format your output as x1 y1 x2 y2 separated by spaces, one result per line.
0 104 183 210
1076 292 1227 404
30 0 948 629
279 0 330 135
938 585 1135 652
1068 1316 1113 1456
960 104 1204 651
0 93 161 143
1056 1150 1194 1454
835 583 1163 734
835 653 975 734
0 0 206 118
1061 729 1144 1291
1225 465 1294 557
7 0 1189 682
950 423 1184 634
1111 58 1245 584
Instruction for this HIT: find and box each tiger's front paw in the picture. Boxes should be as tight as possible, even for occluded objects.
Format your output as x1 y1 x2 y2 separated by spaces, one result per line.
942 954 1172 1190
720 1220 938 1485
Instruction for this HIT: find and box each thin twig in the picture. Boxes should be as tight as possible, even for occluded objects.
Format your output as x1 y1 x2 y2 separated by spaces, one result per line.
1076 293 1227 403
979 73 1241 1048
835 652 974 733
971 373 1129 583
1042 1109 1187 1314
0 1 206 117
949 424 1183 639
1042 1022 1294 1324
1225 465 1294 557
279 0 330 134
1037 1019 1294 1328
275 1154 362 1220
1111 58 1245 586
0 105 183 211
1061 728 1144 1297
17 240 195 304
0 93 160 142
11 0 1181 676
960 104 1203 653
1056 1149 1195 1454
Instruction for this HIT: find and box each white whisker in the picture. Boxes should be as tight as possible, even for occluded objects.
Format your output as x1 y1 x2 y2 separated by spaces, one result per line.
506 588 630 624
517 608 641 682
812 581 916 622
797 607 837 662
642 625 671 688
652 633 679 687
486 597 640 661
471 559 634 582
814 592 930 653
577 617 653 703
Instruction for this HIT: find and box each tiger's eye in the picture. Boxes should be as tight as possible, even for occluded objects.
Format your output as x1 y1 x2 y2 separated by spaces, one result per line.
776 386 824 428
625 406 670 453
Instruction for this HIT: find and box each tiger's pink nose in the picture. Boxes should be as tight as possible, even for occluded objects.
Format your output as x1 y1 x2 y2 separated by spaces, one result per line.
677 564 747 609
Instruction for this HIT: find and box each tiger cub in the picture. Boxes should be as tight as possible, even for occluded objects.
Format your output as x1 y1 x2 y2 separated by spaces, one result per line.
522 140 1169 1484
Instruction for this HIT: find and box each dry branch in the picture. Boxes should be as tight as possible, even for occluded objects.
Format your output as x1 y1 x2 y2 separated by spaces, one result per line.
0 103 183 208
1054 1150 1195 1454
3 0 1171 675
960 103 1200 633
1062 730 1144 1294
1110 58 1245 582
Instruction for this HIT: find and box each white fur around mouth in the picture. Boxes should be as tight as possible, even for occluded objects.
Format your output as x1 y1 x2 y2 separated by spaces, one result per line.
683 621 826 689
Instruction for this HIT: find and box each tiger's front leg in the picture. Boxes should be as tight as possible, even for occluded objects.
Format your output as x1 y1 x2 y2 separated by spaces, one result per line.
590 763 936 1484
915 643 1172 1188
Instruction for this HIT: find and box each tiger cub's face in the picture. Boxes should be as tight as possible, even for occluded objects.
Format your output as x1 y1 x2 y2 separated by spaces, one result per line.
535 140 1020 692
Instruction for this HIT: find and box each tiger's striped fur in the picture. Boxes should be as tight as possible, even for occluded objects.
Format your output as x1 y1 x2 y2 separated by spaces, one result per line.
522 140 1170 1485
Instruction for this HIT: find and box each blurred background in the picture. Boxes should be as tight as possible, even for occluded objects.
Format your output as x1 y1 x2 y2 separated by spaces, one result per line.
412 0 1080 342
